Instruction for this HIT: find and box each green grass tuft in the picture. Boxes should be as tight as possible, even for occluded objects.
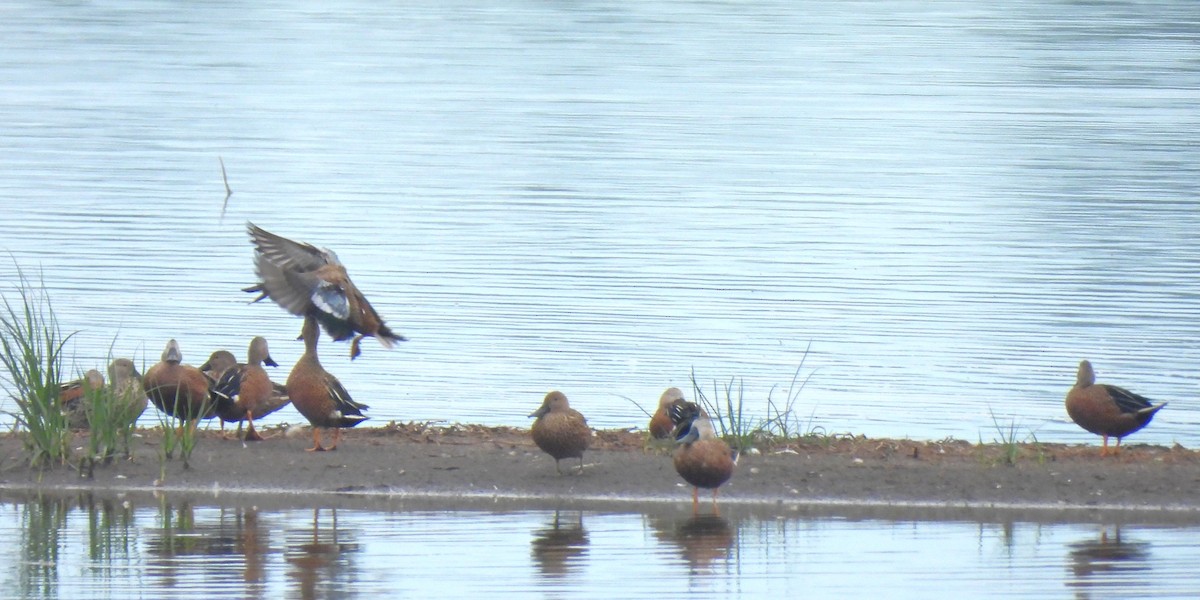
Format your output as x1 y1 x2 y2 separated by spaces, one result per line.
688 342 818 453
0 266 74 468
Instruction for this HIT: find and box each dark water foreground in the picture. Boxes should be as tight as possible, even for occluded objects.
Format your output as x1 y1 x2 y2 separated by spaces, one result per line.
2 487 1199 599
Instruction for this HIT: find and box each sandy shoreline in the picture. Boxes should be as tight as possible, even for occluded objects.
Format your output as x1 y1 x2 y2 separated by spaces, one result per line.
2 423 1198 522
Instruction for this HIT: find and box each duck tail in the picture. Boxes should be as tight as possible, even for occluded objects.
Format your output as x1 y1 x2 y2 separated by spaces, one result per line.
1139 402 1168 416
377 324 407 345
337 414 369 428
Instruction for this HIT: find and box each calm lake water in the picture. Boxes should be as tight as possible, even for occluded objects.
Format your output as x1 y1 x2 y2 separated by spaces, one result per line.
2 3 1199 446
3 491 1200 599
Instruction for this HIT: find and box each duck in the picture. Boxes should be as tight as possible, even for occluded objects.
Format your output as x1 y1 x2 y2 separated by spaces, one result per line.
107 358 148 427
649 387 688 440
244 222 406 360
143 339 219 423
529 391 591 475
212 336 290 442
1065 360 1167 455
200 349 239 382
286 316 368 451
671 400 737 513
59 369 105 429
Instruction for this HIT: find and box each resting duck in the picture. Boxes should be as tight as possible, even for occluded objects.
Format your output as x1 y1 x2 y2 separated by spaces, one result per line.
144 339 218 423
200 349 239 382
244 222 406 360
59 369 105 429
212 336 290 442
1066 360 1167 455
671 400 737 512
107 358 148 427
649 387 688 440
286 316 368 451
529 391 591 475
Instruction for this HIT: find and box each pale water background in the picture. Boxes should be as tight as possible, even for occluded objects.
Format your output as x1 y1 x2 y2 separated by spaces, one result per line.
4 492 1200 599
2 1 1199 446
2 1 1200 596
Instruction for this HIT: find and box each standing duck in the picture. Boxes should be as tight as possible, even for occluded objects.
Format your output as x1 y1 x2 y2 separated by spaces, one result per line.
286 316 368 451
144 339 218 424
671 401 737 513
212 336 289 442
244 222 406 360
107 358 148 427
529 391 591 475
1066 360 1167 456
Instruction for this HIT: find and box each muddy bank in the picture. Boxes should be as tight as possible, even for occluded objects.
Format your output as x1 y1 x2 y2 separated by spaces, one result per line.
1 423 1198 521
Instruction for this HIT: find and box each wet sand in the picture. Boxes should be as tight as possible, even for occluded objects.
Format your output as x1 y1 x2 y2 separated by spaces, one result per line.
2 423 1198 521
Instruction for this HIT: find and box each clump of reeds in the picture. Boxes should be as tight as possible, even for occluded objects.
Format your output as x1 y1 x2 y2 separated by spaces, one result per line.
153 391 212 473
689 342 818 453
0 269 73 468
984 407 1045 465
82 382 139 472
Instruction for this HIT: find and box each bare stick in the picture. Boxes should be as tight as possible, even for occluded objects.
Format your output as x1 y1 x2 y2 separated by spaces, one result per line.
219 156 233 220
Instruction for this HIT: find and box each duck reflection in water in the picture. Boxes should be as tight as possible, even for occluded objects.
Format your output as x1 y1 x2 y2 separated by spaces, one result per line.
1066 528 1151 598
287 508 360 600
530 510 589 578
648 513 736 575
81 494 136 564
144 499 273 595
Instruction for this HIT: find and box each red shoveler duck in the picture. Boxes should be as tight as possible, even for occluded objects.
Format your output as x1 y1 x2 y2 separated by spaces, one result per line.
1066 360 1167 456
59 369 105 429
212 336 290 442
287 316 368 451
107 358 148 427
144 339 218 423
200 349 239 382
649 387 688 440
671 400 737 513
530 391 591 475
244 222 406 360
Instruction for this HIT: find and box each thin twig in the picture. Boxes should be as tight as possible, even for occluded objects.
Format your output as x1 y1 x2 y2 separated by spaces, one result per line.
219 156 233 221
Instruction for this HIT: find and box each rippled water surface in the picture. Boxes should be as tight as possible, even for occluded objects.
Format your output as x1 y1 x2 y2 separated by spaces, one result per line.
1 1 1199 446
3 493 1200 599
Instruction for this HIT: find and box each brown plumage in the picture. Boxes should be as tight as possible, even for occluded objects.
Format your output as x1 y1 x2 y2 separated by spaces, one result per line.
649 387 688 440
245 222 405 360
672 401 736 513
530 391 591 475
107 358 148 427
286 316 368 451
200 350 239 382
59 369 105 429
144 339 218 422
1066 360 1167 456
213 336 289 442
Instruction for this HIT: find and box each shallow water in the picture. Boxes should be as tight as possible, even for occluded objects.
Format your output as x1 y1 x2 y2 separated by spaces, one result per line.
2 491 1200 599
1 1 1199 447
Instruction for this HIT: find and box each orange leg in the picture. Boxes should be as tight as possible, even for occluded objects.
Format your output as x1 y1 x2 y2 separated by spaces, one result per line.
1100 435 1110 456
712 489 721 516
327 427 341 451
691 487 700 514
243 412 264 442
306 427 326 452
